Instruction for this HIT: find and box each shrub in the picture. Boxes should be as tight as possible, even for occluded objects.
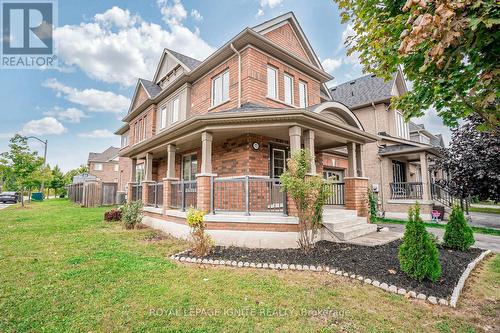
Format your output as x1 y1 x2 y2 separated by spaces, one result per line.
187 208 213 256
280 149 330 253
121 201 143 230
367 187 378 222
399 204 441 282
104 209 122 222
443 205 475 250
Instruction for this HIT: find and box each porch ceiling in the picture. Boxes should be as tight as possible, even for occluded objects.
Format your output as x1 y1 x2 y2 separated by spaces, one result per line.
120 109 378 159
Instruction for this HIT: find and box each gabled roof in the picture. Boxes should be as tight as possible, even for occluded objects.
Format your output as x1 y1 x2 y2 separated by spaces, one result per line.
409 121 446 148
167 49 202 71
330 73 397 109
88 147 120 163
139 79 162 98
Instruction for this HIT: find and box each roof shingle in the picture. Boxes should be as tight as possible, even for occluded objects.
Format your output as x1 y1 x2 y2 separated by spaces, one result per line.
167 49 202 71
88 146 120 163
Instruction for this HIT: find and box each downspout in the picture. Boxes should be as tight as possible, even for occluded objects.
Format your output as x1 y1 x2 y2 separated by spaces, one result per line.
372 102 385 213
230 43 241 108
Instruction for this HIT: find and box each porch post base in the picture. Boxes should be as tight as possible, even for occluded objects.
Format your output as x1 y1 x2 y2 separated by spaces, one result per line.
196 174 214 213
162 178 177 212
141 181 155 206
344 177 369 217
126 182 135 203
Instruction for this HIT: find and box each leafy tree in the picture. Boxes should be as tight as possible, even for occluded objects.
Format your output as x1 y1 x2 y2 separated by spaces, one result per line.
49 165 65 197
399 204 441 282
367 187 378 222
0 135 45 207
280 150 330 253
443 205 475 250
433 115 500 202
335 0 499 130
63 165 89 185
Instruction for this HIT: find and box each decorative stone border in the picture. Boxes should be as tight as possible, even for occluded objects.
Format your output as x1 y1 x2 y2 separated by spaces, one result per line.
450 249 491 308
169 249 491 307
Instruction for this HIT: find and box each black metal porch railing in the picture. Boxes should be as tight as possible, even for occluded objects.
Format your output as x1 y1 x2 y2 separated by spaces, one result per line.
211 176 287 215
146 182 163 207
324 182 345 205
131 183 142 202
431 182 460 208
170 180 197 210
390 182 423 199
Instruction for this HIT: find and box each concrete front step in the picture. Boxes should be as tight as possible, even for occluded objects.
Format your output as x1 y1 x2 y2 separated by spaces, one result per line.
322 218 367 230
331 224 378 241
322 208 376 241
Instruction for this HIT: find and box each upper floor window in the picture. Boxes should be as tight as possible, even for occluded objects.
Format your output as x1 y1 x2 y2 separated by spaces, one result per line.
298 81 308 108
267 66 277 99
94 163 103 171
395 111 409 139
212 70 229 107
172 97 180 123
159 105 167 130
121 133 128 147
284 74 293 105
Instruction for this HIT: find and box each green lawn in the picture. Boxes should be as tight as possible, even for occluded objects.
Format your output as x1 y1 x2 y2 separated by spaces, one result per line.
469 206 500 215
1 200 498 332
376 217 500 236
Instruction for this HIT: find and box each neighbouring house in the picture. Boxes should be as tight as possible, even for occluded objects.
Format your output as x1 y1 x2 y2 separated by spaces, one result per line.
87 146 120 183
330 73 448 219
114 12 421 248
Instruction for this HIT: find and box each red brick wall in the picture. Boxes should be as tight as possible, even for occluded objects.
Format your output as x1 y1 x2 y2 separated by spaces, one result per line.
263 23 311 64
322 153 348 170
129 104 157 145
131 85 149 111
88 161 119 183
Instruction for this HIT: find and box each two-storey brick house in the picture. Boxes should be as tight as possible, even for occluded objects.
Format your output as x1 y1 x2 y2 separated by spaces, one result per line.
116 12 380 248
87 146 120 183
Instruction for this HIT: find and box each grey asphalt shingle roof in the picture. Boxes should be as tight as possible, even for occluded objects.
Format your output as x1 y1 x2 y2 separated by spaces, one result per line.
167 49 202 71
88 147 120 163
330 73 396 109
139 79 162 98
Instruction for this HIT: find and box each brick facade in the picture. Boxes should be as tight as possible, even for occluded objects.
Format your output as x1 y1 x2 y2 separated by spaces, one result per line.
88 161 119 183
344 177 369 217
263 22 312 64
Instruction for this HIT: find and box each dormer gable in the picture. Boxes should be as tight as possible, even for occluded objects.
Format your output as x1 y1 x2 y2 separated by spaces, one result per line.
253 12 322 69
128 79 161 113
152 49 202 85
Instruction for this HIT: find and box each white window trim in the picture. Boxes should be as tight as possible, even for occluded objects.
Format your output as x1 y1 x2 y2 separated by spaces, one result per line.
298 80 308 108
160 105 167 130
284 73 294 106
171 97 180 124
395 111 409 139
271 148 286 178
211 70 230 107
266 66 278 99
94 163 103 171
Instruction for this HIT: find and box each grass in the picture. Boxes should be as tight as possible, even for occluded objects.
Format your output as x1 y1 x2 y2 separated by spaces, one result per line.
469 206 500 215
0 199 498 332
376 217 500 236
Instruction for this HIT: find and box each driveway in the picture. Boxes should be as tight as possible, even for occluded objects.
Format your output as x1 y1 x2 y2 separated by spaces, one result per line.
468 212 500 230
378 223 500 253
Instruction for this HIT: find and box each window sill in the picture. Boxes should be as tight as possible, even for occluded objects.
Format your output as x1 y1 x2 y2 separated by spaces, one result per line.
208 99 231 111
266 97 297 108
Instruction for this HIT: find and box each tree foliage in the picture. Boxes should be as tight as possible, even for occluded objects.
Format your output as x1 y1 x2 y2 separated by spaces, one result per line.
49 165 65 197
63 165 89 185
433 115 500 201
399 204 442 282
335 0 499 130
280 150 330 253
443 205 475 250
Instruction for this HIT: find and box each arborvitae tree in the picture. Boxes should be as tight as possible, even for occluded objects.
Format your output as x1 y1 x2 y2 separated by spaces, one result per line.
443 205 475 250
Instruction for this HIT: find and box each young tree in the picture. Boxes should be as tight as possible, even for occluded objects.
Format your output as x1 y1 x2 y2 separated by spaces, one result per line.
0 135 45 207
49 165 65 198
433 115 500 202
280 150 330 253
335 0 499 130
443 205 475 250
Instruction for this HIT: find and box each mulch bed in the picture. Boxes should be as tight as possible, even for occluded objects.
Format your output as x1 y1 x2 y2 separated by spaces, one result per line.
187 240 483 299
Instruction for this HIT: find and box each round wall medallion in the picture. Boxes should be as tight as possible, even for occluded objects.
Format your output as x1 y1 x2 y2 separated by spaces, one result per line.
252 142 260 150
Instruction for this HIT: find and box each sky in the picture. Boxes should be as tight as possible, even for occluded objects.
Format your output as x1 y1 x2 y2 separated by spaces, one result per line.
0 0 452 172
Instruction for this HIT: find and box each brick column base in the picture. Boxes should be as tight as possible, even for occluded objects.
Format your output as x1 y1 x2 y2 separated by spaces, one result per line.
196 175 214 213
142 181 154 206
162 178 176 211
286 193 298 217
344 177 369 217
127 182 135 203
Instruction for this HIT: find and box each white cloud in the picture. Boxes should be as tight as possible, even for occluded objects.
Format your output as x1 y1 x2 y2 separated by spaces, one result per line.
43 107 88 123
43 78 130 113
78 129 116 138
54 5 214 87
190 9 203 21
20 117 67 136
341 24 361 66
256 0 283 17
321 58 343 74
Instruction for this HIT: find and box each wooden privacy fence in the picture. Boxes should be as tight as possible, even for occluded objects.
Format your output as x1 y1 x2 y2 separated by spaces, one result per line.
67 181 118 207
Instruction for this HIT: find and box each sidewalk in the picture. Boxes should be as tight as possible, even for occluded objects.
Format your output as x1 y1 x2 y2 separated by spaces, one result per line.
378 223 500 253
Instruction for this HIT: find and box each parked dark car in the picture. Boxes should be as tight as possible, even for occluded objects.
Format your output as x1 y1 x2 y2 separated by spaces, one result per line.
0 192 19 203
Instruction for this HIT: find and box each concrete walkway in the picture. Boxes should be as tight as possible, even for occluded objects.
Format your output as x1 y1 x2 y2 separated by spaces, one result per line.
379 223 500 253
0 203 12 210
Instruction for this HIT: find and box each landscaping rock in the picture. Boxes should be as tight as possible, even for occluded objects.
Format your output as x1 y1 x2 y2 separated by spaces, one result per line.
197 258 202 263
276 264 282 270
296 264 303 270
250 263 256 268
208 259 213 264
397 288 406 295
438 299 448 306
231 261 237 266
416 293 427 300
388 285 398 293
282 264 288 270
269 263 275 269
336 271 342 276
244 262 250 267
408 291 417 298
256 263 262 268
263 263 269 269
427 296 438 305
350 274 356 279
303 265 309 271
180 257 186 262
289 264 295 270
364 278 372 284
372 281 380 287
237 261 243 267
202 259 208 264
214 260 220 265
380 283 389 290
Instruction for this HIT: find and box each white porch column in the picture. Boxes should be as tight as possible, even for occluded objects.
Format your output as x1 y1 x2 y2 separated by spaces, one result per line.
130 158 137 182
303 129 316 174
144 152 153 181
355 144 364 177
347 142 357 177
200 131 213 174
289 126 302 154
420 152 430 200
166 144 176 179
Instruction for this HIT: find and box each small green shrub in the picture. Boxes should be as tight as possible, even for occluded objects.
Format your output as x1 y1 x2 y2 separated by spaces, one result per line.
367 187 378 222
187 208 213 256
121 201 143 230
443 205 475 250
104 209 122 222
399 204 441 282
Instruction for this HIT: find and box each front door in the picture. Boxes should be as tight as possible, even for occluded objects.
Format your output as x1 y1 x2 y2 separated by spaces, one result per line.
271 148 286 179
